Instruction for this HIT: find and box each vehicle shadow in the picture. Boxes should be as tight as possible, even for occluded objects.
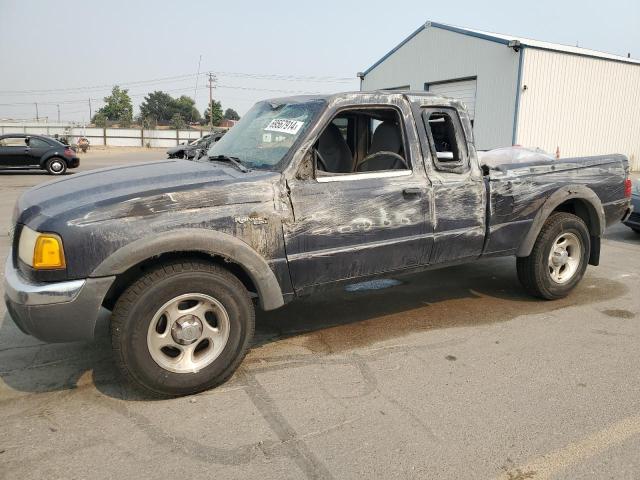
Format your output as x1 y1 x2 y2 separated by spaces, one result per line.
0 171 75 176
0 256 628 401
604 223 640 245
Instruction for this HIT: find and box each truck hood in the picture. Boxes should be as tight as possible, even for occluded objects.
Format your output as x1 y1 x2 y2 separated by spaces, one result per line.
15 159 279 229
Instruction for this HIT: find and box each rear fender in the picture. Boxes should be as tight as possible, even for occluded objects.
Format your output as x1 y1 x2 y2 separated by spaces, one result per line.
39 152 66 169
516 185 605 259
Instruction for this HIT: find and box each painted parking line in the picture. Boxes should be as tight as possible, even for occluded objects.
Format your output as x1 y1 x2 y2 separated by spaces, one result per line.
497 414 640 480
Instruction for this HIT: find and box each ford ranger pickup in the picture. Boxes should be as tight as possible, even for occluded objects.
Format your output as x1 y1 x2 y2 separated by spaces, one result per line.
4 91 633 396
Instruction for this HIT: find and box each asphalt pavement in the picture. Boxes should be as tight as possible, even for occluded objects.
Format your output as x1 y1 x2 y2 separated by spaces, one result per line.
1 150 639 479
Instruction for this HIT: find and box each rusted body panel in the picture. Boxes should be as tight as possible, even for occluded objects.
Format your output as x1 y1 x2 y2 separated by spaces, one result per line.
8 91 631 316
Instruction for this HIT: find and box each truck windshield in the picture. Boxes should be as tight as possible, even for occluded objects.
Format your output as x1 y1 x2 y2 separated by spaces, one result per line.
206 99 325 170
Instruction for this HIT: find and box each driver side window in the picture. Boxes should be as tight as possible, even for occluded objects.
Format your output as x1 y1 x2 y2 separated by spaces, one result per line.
314 108 409 176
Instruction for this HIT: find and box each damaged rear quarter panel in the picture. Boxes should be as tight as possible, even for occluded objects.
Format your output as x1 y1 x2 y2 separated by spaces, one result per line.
485 155 629 254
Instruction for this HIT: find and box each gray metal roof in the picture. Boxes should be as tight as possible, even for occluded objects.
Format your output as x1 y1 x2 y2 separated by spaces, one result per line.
362 21 640 76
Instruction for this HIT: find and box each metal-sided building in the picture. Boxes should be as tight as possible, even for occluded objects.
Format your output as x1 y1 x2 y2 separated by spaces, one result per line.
359 21 640 171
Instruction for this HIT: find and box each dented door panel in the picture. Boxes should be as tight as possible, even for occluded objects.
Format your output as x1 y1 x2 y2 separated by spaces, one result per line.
284 174 431 289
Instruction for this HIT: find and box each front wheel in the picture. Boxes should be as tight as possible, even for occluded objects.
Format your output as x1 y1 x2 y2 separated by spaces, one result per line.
45 157 67 175
517 212 590 300
111 260 255 397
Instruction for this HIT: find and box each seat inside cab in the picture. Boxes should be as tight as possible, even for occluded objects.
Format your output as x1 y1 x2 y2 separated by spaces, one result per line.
314 108 408 175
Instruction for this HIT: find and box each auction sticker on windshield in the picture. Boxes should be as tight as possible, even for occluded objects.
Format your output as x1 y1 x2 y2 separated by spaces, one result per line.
264 118 304 135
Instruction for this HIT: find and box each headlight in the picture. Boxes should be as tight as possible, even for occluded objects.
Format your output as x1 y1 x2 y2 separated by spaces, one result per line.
18 226 66 270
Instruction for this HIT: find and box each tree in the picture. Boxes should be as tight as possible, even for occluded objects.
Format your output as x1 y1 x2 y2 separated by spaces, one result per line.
93 86 133 124
93 112 107 128
118 114 132 128
139 91 175 124
203 100 224 127
170 113 186 130
174 95 201 123
139 92 201 124
224 108 240 121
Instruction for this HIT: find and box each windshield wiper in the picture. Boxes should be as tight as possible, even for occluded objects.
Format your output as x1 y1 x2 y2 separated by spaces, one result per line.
208 154 250 173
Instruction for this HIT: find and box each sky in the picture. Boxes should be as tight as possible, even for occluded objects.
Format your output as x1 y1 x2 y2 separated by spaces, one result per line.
0 0 638 123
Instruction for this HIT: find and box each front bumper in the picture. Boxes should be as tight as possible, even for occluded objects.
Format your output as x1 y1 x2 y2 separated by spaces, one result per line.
4 255 114 342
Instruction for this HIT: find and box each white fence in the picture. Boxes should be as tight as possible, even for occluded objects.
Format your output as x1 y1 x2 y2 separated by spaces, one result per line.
0 122 211 148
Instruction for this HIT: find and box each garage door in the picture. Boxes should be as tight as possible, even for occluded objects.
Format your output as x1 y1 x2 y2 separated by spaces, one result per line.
427 78 477 121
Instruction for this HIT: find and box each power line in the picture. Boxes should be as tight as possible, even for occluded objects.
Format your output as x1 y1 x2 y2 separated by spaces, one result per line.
0 83 330 107
0 70 356 95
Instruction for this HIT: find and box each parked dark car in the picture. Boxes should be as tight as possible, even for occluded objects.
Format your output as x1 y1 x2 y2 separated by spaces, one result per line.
4 91 633 397
623 179 640 233
0 134 79 175
166 132 225 159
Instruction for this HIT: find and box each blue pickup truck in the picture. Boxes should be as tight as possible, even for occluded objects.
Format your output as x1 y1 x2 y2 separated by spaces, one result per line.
4 91 633 396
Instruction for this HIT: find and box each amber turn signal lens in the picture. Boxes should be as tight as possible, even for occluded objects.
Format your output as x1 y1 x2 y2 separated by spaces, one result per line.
33 234 66 269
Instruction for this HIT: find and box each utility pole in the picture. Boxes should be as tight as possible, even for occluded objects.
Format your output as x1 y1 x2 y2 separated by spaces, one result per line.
35 102 39 121
88 98 92 120
208 72 216 131
57 104 60 123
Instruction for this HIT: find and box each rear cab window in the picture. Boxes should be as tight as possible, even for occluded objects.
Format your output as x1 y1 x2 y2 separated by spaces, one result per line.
421 108 469 173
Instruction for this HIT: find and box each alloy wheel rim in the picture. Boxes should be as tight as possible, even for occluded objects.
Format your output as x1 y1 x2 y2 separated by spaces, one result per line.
51 161 63 172
146 293 230 373
548 232 581 284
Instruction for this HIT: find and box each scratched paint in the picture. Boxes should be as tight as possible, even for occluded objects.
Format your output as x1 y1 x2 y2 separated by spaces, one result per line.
9 91 631 308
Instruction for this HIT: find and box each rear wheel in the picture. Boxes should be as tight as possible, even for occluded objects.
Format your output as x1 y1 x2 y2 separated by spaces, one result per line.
517 212 590 299
111 260 255 397
45 157 67 175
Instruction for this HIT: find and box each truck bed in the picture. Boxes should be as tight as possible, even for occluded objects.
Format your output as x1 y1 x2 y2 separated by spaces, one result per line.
482 154 629 256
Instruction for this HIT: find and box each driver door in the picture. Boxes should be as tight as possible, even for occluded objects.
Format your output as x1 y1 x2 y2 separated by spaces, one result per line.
283 102 433 290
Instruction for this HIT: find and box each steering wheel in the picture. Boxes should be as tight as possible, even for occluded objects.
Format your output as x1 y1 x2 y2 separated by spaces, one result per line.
313 147 329 172
356 151 408 172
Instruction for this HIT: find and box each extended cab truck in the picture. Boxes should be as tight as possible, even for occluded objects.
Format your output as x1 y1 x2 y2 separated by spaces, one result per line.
4 92 633 396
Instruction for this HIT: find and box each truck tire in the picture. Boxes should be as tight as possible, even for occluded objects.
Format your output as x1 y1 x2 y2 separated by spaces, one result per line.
516 212 590 300
111 260 255 397
45 157 67 175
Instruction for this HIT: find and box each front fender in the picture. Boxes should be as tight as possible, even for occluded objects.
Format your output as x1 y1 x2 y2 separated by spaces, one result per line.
516 185 605 257
91 228 284 310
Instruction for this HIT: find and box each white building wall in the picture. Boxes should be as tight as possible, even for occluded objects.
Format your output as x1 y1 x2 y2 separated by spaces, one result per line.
361 26 521 149
0 123 208 149
516 48 640 171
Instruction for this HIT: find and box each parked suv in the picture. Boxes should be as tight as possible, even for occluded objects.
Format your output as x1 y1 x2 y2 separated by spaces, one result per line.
0 134 80 175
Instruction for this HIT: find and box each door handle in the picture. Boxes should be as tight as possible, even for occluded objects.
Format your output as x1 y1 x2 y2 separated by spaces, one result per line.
402 187 422 196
